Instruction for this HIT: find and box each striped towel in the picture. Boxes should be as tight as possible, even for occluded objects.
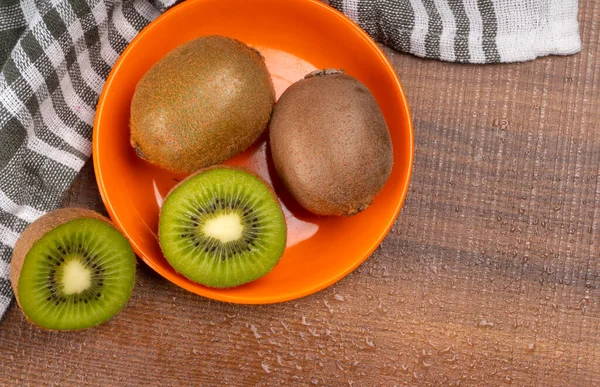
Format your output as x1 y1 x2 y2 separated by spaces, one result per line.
330 0 581 63
0 0 581 321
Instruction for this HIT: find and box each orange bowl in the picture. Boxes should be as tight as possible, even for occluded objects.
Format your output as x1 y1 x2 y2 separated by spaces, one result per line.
93 0 414 303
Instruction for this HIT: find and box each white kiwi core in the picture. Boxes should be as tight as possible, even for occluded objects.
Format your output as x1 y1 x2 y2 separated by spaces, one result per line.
203 213 243 243
62 260 91 295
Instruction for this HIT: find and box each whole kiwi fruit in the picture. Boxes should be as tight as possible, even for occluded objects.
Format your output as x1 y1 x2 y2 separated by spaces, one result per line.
10 208 136 330
269 70 393 216
130 35 275 174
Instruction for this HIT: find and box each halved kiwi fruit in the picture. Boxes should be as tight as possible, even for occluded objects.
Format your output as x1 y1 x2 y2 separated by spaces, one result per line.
10 208 136 330
158 166 287 288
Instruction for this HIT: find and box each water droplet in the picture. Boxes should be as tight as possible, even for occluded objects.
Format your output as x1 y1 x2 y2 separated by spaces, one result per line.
478 319 494 327
365 337 375 347
334 294 345 302
261 362 271 374
250 324 262 339
323 300 334 314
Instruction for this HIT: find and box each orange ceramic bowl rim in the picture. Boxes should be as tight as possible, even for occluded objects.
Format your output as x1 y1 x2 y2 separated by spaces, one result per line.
93 0 414 304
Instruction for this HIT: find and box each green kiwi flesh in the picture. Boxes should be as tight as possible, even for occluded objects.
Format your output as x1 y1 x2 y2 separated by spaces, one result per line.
159 167 286 288
269 71 393 216
130 35 275 174
11 208 136 330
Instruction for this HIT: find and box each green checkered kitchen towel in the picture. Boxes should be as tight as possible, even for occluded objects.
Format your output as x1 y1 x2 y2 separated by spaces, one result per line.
0 0 581 320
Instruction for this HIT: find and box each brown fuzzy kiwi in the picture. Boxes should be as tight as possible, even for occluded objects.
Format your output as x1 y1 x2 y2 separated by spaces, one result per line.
11 208 136 330
269 70 393 216
130 35 276 174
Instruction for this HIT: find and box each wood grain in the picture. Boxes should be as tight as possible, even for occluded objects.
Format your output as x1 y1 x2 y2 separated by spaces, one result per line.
2 2 599 385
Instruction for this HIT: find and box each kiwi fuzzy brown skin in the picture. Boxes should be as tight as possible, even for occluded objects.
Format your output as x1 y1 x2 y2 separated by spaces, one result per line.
269 71 394 216
10 208 134 330
130 35 276 174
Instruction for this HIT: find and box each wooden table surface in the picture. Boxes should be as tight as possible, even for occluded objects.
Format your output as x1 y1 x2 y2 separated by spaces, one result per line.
2 2 599 386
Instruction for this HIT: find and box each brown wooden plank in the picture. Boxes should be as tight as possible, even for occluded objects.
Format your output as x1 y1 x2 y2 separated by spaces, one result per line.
2 1 599 386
